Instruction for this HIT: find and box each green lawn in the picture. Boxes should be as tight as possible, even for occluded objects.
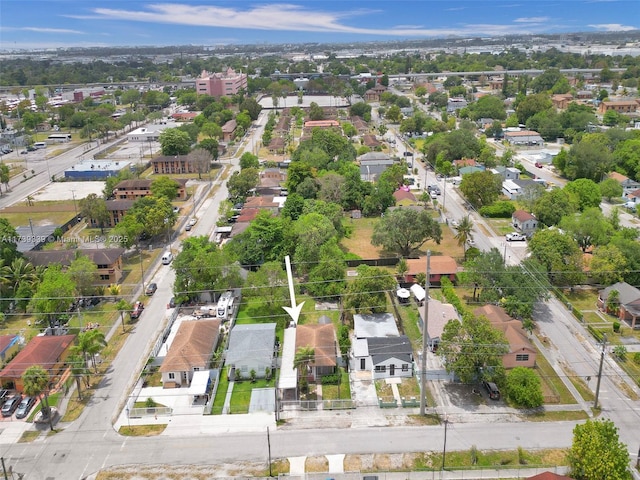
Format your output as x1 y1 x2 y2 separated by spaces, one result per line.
228 378 274 414
321 370 351 400
395 303 422 350
533 346 577 404
211 368 229 415
564 289 599 311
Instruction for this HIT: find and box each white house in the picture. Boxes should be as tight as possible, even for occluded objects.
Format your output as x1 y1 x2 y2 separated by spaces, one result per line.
366 336 414 379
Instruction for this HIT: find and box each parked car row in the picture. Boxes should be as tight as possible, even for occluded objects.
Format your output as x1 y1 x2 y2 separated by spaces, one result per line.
1 393 36 419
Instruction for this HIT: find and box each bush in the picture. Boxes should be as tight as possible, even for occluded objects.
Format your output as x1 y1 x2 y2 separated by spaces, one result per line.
613 321 621 333
479 201 516 218
321 372 342 385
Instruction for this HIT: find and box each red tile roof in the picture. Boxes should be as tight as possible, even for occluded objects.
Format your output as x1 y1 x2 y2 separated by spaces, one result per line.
0 334 76 379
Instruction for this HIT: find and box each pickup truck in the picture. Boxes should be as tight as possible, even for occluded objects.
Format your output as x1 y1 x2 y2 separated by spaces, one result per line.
506 232 526 242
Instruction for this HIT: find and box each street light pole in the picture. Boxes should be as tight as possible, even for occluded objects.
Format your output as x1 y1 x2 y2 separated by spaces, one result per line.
420 251 431 416
594 334 607 409
442 416 449 471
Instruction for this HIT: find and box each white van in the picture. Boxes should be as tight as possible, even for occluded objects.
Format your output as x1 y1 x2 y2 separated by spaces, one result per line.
33 142 47 149
161 251 173 265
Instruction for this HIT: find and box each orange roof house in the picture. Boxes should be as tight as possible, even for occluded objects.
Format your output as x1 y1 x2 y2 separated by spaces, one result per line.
474 305 536 368
405 255 458 284
295 323 337 382
159 320 221 388
0 334 76 392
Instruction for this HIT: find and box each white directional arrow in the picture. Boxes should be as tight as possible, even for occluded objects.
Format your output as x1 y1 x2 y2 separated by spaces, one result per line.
282 255 304 324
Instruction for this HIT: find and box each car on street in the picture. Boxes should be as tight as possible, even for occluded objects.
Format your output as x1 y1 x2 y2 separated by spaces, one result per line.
145 283 157 296
1 395 22 417
167 297 176 309
188 218 197 226
535 162 543 168
15 396 36 419
506 232 526 242
172 206 180 214
483 381 501 401
131 301 144 319
467 238 476 246
449 219 459 228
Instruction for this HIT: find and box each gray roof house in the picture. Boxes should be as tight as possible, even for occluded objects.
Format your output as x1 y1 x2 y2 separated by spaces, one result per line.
367 336 414 379
598 282 640 329
226 323 277 380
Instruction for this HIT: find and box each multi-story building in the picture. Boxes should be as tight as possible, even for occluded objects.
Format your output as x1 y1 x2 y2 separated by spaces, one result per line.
196 68 248 98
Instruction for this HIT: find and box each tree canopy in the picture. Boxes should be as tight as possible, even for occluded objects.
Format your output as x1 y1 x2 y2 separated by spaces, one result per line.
371 208 442 257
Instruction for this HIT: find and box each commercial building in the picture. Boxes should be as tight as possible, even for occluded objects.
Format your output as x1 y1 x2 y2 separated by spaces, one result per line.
65 160 132 180
196 68 248 98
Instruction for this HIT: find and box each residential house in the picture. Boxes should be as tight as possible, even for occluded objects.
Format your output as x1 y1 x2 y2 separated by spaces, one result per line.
0 334 76 392
171 112 198 122
474 305 537 368
492 166 520 180
453 159 479 171
525 473 573 480
151 155 201 175
226 323 277 379
24 248 126 285
405 256 458 284
502 179 522 199
366 336 414 379
417 298 459 350
354 313 399 339
242 195 282 214
551 93 574 110
447 97 468 113
512 210 538 236
295 323 337 382
112 178 187 200
159 319 221 388
351 116 369 135
362 134 381 149
393 188 417 205
609 172 640 197
598 100 639 115
221 119 237 142
364 84 387 102
598 282 640 329
257 169 287 195
504 130 544 146
0 335 20 368
267 137 286 154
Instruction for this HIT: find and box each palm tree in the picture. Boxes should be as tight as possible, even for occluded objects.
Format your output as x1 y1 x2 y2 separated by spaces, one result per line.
294 346 315 394
115 299 132 332
73 329 107 373
454 215 475 258
1 257 37 297
22 365 54 430
68 353 90 398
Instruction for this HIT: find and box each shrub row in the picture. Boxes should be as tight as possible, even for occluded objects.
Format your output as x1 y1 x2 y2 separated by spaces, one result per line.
479 201 516 218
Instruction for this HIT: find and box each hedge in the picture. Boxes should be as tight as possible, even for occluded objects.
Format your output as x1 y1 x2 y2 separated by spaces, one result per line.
479 201 516 218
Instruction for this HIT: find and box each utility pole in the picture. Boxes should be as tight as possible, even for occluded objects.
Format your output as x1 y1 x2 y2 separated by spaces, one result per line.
267 427 273 477
442 416 449 471
594 334 607 409
420 251 431 416
1 457 8 480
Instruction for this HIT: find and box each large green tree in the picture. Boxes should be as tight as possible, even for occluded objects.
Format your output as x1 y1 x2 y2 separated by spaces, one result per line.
150 176 180 200
79 193 109 233
504 367 543 408
371 208 442 257
306 239 347 298
293 213 337 274
227 168 260 202
245 261 289 318
438 313 508 383
29 265 75 329
568 419 631 480
459 170 503 208
533 188 577 226
343 265 395 314
159 128 191 156
67 254 99 297
528 229 585 285
564 179 601 211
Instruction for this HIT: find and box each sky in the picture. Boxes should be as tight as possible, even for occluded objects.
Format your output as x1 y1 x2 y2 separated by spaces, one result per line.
1 0 638 50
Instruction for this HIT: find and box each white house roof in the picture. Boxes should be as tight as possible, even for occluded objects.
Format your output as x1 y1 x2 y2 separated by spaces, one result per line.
417 298 459 342
354 313 399 339
187 369 214 396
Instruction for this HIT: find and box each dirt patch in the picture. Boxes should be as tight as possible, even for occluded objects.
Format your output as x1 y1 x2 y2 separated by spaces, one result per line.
443 382 488 408
304 456 328 473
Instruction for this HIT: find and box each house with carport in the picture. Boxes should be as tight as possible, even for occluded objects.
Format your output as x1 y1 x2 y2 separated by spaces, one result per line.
159 319 221 388
0 334 76 392
295 323 337 382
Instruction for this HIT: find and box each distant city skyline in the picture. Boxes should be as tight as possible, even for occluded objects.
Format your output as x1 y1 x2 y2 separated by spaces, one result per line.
1 0 639 50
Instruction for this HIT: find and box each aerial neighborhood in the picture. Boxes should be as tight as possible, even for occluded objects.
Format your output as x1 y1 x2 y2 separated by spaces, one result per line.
1 21 640 479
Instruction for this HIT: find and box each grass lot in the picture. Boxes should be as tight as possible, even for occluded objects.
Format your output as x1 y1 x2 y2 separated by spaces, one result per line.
533 346 577 405
485 218 517 236
415 448 569 471
321 369 351 400
395 303 422 350
564 289 599 311
211 368 230 415
1 200 77 227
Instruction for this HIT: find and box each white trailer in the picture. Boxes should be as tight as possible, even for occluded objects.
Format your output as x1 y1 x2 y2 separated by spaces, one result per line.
216 291 235 320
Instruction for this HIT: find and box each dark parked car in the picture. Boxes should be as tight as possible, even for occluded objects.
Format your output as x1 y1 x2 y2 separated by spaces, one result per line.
167 297 176 309
145 283 157 296
483 381 501 401
1 395 22 417
15 396 36 419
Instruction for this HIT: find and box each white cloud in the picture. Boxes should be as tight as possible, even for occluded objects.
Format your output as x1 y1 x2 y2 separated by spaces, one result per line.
65 3 556 38
2 26 84 34
514 17 550 23
588 23 637 31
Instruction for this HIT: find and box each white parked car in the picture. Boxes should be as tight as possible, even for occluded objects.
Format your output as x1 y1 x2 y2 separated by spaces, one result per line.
188 218 197 226
506 232 526 242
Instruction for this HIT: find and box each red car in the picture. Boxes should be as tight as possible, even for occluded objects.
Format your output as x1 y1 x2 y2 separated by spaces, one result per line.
131 301 144 319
